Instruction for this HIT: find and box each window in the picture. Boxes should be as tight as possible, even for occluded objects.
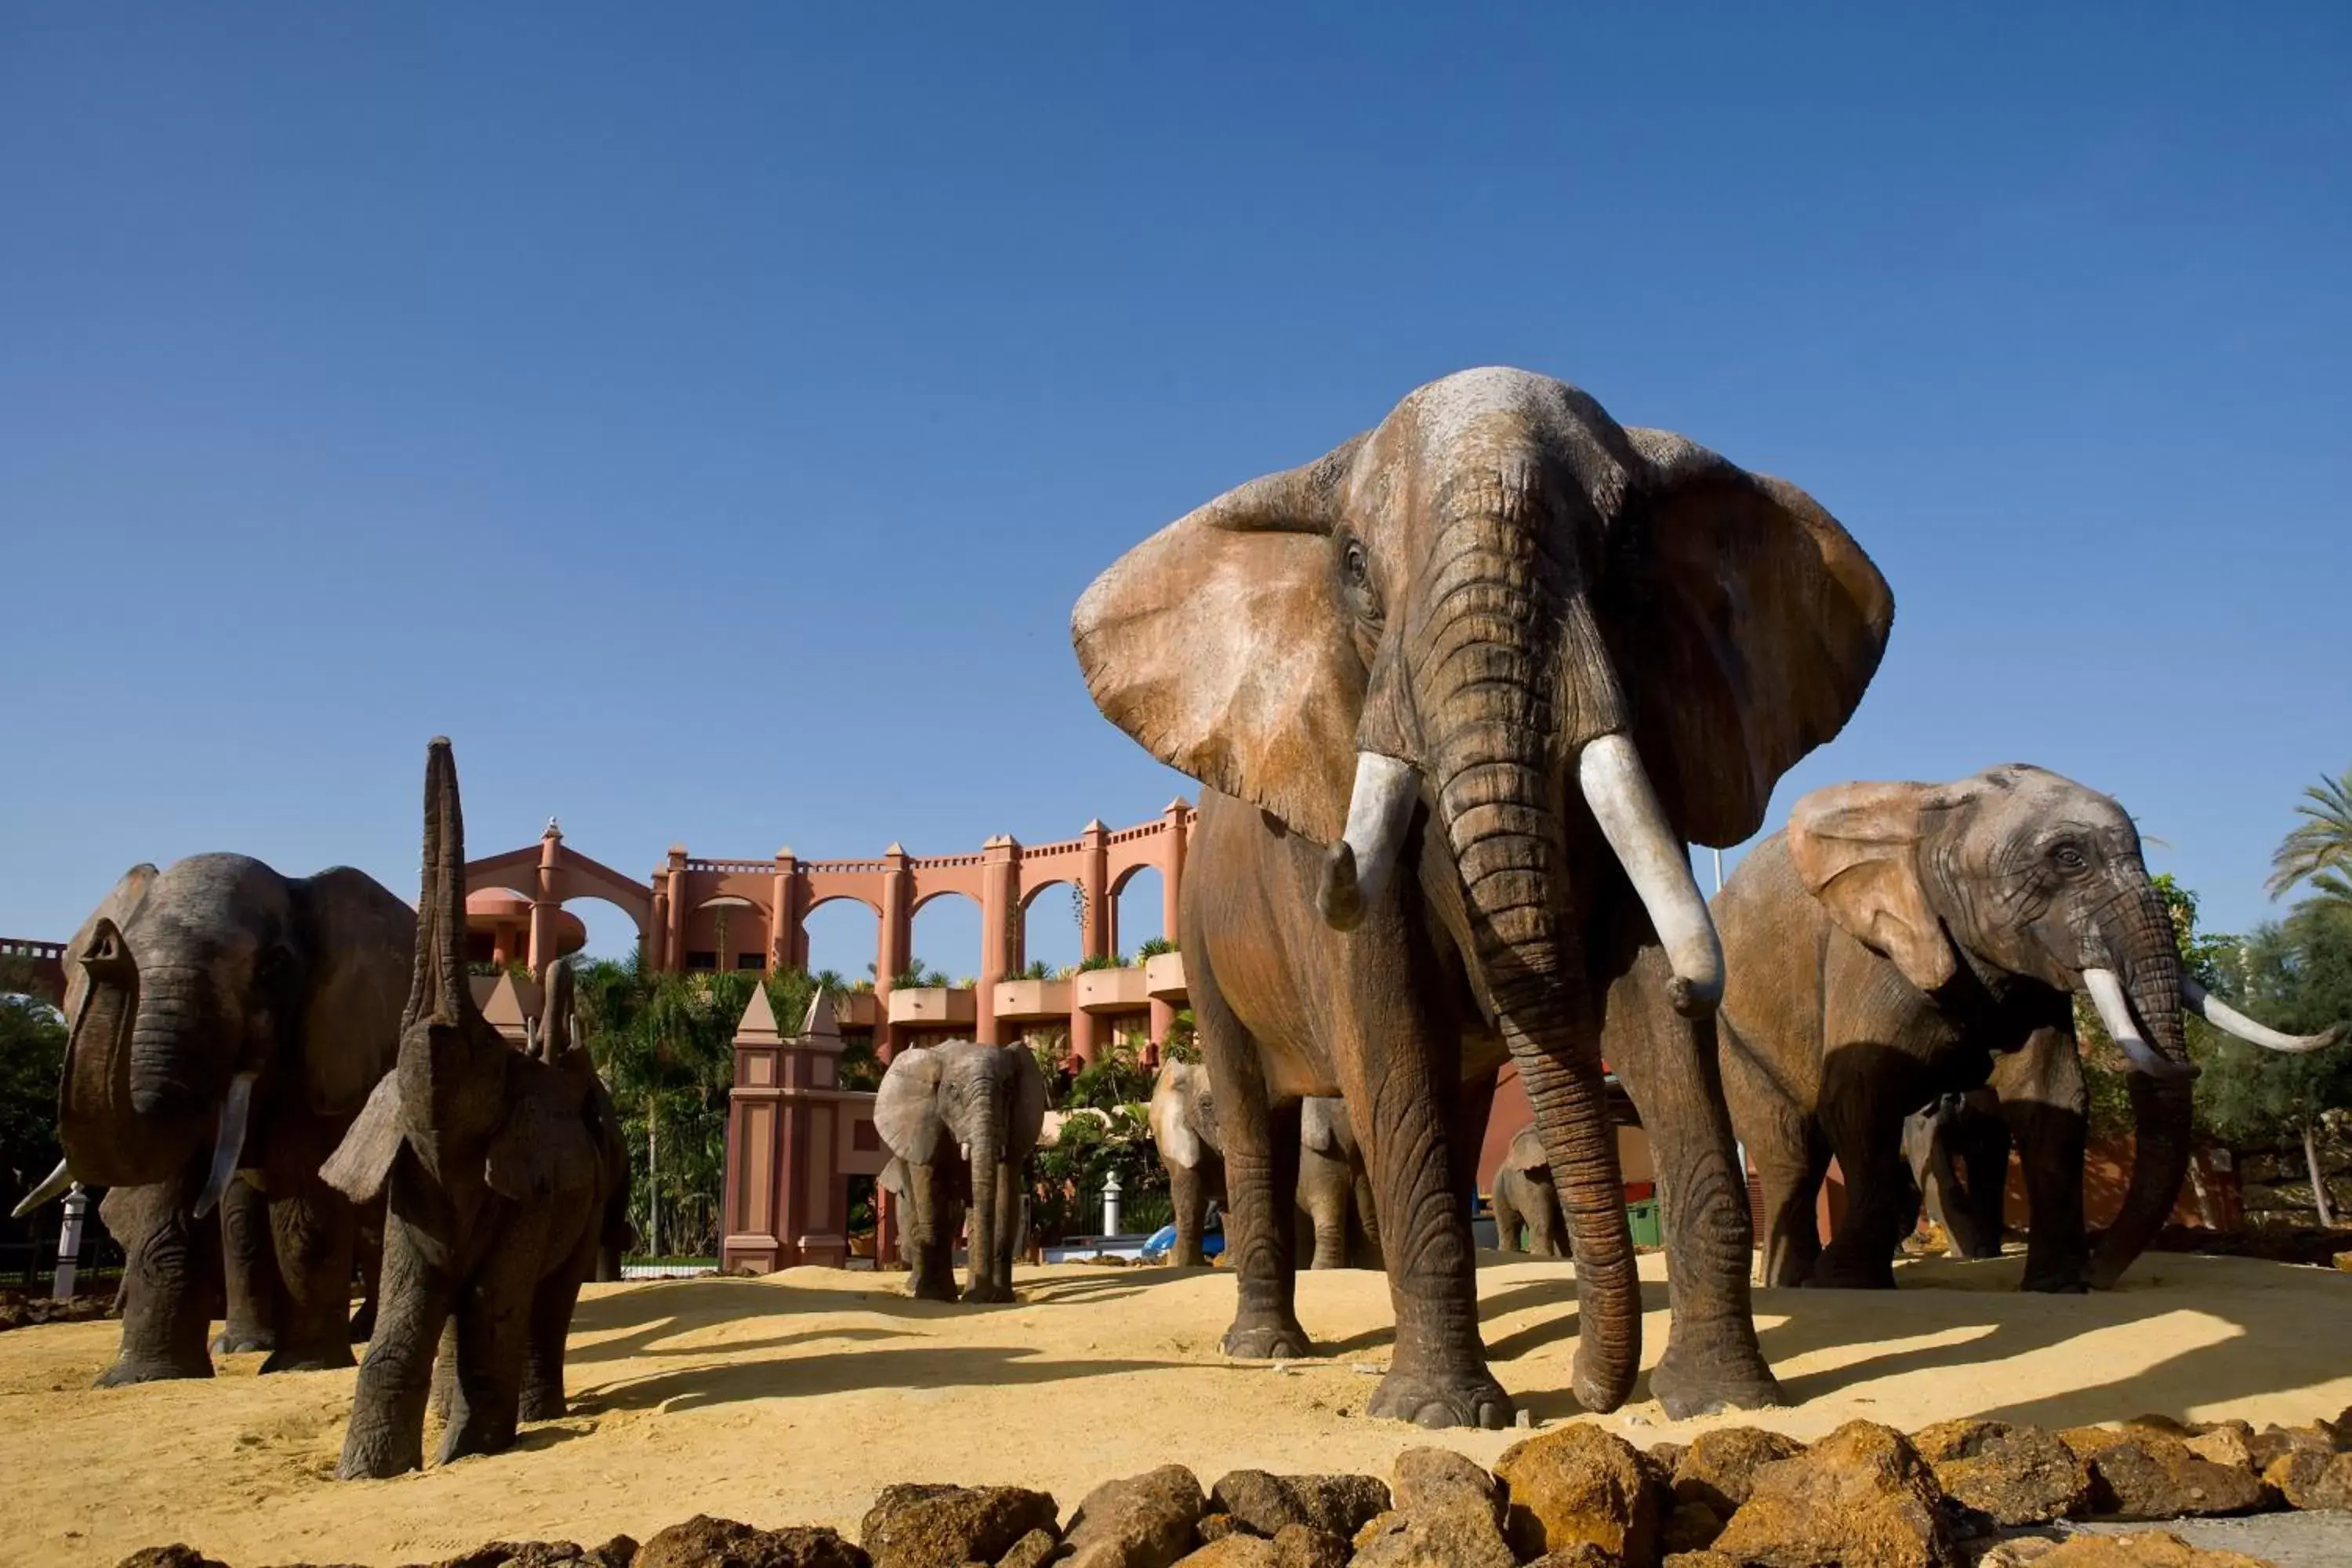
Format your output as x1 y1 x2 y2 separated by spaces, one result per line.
735 953 766 971
686 951 718 972
852 1120 880 1152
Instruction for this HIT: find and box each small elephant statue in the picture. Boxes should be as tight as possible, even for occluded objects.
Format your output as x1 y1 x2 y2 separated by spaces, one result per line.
1900 1088 2011 1261
1489 1125 1570 1258
321 739 629 1479
1717 764 2338 1293
1148 1061 1378 1269
874 1038 1047 1303
15 847 412 1384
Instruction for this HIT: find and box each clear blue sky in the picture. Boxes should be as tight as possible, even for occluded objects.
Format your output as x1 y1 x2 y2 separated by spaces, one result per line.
4 6 2347 980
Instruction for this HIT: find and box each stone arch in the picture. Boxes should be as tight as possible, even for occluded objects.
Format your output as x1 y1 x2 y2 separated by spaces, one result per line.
801 895 883 986
1017 877 1083 976
687 893 771 974
909 887 982 985
1109 864 1166 958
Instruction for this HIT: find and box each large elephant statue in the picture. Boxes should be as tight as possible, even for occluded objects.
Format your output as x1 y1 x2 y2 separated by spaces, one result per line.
1717 764 2339 1293
321 739 628 1478
1490 1125 1570 1258
12 851 412 1384
874 1038 1047 1303
1074 366 1892 1423
1148 1062 1379 1269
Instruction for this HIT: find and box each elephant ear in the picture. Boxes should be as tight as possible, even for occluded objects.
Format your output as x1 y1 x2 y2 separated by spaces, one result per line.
875 1047 946 1165
1149 1065 1203 1170
58 864 159 1134
319 1074 406 1204
878 1156 909 1202
1787 780 1960 995
292 867 413 1118
1504 1124 1551 1178
1615 430 1896 848
1072 437 1368 846
1007 1043 1048 1159
486 1076 597 1202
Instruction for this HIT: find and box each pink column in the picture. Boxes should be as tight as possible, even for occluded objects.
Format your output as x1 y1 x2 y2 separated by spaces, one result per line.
1069 819 1112 1063
1147 800 1189 1051
877 844 910 1060
647 876 670 971
771 850 798 973
528 821 564 979
665 846 690 974
977 836 1017 1046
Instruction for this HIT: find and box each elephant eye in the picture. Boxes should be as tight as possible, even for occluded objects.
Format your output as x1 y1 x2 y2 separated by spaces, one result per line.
2050 843 2088 873
1343 540 1370 587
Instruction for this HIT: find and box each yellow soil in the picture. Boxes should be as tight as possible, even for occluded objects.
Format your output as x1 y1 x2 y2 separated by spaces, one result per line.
3 1251 2347 1568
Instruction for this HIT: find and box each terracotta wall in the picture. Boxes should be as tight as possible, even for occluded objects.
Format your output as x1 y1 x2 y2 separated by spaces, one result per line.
1998 1140 2242 1232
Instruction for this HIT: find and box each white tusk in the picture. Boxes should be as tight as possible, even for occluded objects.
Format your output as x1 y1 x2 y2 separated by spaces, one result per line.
191 1071 260 1219
1318 752 1421 931
1578 734 1724 1017
2182 977 2342 1054
2083 969 2198 1081
10 1158 73 1219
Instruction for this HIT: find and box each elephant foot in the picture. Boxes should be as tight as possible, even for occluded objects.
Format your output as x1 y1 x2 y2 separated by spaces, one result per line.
212 1329 275 1356
260 1341 357 1374
1367 1365 1514 1430
338 1433 423 1481
95 1353 214 1387
1650 1345 1784 1420
961 1281 1014 1305
907 1275 960 1303
2020 1272 2091 1295
520 1386 564 1423
1221 1316 1312 1360
1806 1254 1897 1290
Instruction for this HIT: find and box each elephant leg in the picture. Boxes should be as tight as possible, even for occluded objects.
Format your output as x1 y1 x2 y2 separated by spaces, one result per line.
350 1203 383 1344
1812 1086 1911 1289
2002 1030 2090 1293
1194 967 1310 1359
1954 1113 2014 1260
260 1177 358 1373
1168 1162 1208 1267
1490 1181 1526 1254
1299 1146 1350 1270
215 1173 279 1356
1351 1167 1385 1270
440 1225 543 1464
989 1158 1021 1298
1532 1180 1572 1258
96 1172 220 1386
429 1318 458 1421
521 1233 594 1423
1603 964 1782 1416
904 1162 958 1303
338 1210 454 1479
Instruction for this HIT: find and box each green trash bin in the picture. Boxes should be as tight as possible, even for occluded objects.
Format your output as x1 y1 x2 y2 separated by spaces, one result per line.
1626 1196 1662 1248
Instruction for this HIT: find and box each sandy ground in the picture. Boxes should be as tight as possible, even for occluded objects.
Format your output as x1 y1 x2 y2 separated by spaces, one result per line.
2 1250 2348 1568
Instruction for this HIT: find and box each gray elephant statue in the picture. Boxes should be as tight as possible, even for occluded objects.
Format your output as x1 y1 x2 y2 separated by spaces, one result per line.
321 739 628 1478
1148 1062 1378 1269
1075 366 1892 1422
873 1038 1047 1303
1489 1125 1570 1258
1900 1087 2011 1261
1715 764 2338 1293
12 850 412 1384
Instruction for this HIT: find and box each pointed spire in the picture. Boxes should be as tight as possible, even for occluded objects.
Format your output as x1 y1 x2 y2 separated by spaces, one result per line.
407 738 470 1030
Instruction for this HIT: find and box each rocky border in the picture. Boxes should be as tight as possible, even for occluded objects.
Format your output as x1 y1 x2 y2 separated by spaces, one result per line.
114 1406 2350 1568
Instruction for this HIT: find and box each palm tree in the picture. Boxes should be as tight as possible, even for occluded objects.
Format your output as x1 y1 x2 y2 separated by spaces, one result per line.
2267 768 2352 906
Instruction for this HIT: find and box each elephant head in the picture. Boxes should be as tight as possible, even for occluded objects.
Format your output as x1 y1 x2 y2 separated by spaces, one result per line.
874 1038 1048 1300
26 852 409 1218
1148 1060 1220 1170
1788 763 2336 1286
1074 367 1891 1404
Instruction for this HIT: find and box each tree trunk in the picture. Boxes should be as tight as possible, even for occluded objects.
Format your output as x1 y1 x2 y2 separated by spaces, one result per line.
2303 1121 2336 1229
646 1114 660 1258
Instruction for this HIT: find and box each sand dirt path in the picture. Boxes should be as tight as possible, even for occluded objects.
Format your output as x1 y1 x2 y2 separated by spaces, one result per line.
2 1250 2347 1567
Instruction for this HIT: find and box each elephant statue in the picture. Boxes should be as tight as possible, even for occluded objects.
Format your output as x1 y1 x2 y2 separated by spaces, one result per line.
12 850 412 1384
1074 366 1893 1422
1715 764 2339 1293
1149 1062 1380 1269
1900 1087 2011 1261
321 739 628 1478
873 1037 1047 1302
1490 1125 1570 1258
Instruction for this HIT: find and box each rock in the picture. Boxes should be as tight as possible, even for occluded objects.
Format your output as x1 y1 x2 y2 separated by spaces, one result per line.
1644 1443 1688 1483
1660 1499 1726 1555
1708 1419 1960 1568
636 1516 869 1568
1196 1516 1243 1544
1346 1512 1512 1568
2245 1421 2345 1472
997 1531 1059 1568
1269 1525 1345 1568
1170 1538 1273 1568
1910 1420 2092 1526
1206 1472 1388 1539
1388 1449 1504 1530
2263 1446 2352 1509
2009 1531 2276 1566
1522 1548 1621 1568
1659 1554 1738 1568
1062 1465 1207 1568
419 1546 637 1568
119 1552 230 1568
1494 1422 1664 1565
2058 1428 2270 1519
862 1484 1060 1568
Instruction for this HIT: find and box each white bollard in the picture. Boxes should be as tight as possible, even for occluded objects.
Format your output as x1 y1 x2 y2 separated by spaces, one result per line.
53 1184 88 1302
1102 1170 1123 1236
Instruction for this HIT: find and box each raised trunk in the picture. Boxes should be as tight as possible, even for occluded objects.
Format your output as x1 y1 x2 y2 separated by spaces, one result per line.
1421 518 1639 1410
2088 884 2196 1289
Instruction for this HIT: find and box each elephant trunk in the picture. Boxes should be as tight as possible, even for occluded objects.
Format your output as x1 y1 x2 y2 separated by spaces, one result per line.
2086 881 2197 1289
966 1117 1002 1301
127 964 213 1119
1419 518 1641 1411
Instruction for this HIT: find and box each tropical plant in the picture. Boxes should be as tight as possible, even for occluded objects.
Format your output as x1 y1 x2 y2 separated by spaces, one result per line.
1009 959 1052 982
0 958 67 1236
1136 936 1177 960
1077 952 1127 972
2267 767 2352 907
889 959 949 990
1026 1035 1169 1240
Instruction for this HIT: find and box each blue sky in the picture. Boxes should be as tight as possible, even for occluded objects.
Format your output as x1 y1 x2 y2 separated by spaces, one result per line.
3 6 2347 979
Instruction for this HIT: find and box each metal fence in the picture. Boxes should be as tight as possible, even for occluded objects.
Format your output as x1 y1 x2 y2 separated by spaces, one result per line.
0 1235 125 1292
